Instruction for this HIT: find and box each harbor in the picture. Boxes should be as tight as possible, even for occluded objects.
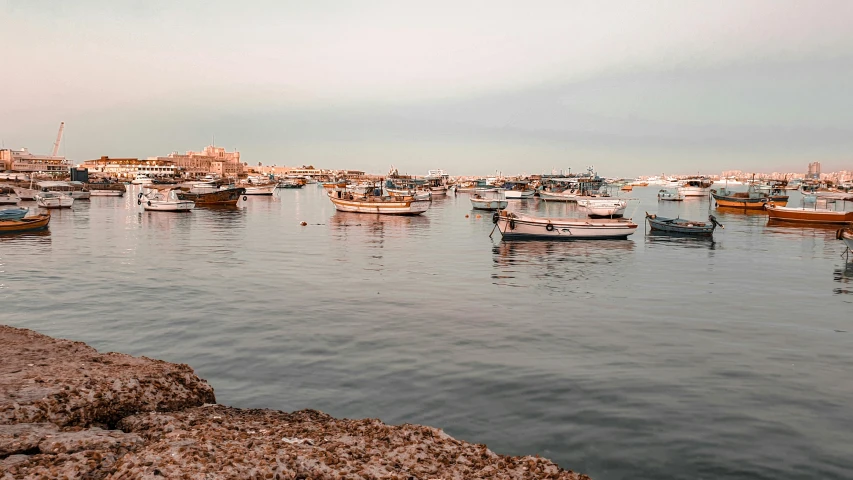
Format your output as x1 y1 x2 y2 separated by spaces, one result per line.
2 175 852 479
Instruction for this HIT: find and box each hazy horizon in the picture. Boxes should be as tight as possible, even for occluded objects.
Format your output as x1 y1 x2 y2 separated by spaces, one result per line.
2 0 852 177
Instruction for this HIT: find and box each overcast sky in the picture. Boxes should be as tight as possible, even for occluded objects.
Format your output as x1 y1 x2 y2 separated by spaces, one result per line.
2 0 852 176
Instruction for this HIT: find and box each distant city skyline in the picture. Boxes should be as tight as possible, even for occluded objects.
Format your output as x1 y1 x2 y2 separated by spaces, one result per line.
2 0 852 177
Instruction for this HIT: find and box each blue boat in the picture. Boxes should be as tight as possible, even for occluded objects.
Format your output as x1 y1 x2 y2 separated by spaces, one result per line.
646 212 723 236
0 207 28 221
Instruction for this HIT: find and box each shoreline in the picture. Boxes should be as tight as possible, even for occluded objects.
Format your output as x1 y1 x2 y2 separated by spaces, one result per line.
0 325 589 479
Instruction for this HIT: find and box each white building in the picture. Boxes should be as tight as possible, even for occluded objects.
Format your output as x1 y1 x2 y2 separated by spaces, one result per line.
1 148 70 173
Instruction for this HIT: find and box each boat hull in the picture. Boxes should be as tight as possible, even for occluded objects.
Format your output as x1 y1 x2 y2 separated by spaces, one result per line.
35 195 74 208
766 206 853 224
712 194 788 209
12 187 39 200
503 190 535 199
646 214 716 236
176 187 246 206
577 199 628 218
839 228 853 250
329 195 430 215
0 213 50 234
243 186 275 196
89 190 124 197
143 201 195 212
678 186 712 197
470 199 508 210
496 212 637 239
0 195 20 205
539 191 578 202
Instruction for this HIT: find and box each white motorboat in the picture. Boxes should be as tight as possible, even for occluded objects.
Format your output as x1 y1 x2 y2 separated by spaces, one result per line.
35 192 74 209
0 187 21 205
328 189 430 215
494 210 638 239
577 198 628 218
131 174 154 185
677 178 714 197
501 182 536 199
539 189 579 202
87 183 126 196
470 190 508 211
658 189 685 201
12 186 39 201
242 185 275 196
138 189 194 212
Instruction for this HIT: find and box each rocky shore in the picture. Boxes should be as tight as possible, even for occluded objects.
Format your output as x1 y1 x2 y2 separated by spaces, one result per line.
1 325 589 479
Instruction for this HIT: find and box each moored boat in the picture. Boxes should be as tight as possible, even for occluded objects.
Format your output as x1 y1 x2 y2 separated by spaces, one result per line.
0 186 21 205
765 204 853 225
470 191 508 211
711 184 788 209
138 189 195 212
645 213 723 236
577 198 628 218
35 192 74 209
539 189 579 202
176 186 246 206
86 182 126 196
494 210 637 239
0 213 50 234
131 174 154 185
327 188 430 215
501 182 536 199
658 189 684 201
677 177 714 197
242 185 275 196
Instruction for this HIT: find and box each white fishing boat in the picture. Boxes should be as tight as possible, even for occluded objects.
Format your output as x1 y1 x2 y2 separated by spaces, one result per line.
35 192 74 209
328 189 430 215
658 189 685 201
0 187 20 205
494 210 638 239
501 182 536 199
576 198 628 218
677 177 714 196
36 181 90 200
470 190 508 211
242 185 275 196
138 189 195 212
539 189 579 202
425 170 449 196
131 174 154 185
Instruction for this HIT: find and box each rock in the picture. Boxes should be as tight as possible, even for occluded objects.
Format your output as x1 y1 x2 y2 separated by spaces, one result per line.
0 325 589 479
0 325 215 427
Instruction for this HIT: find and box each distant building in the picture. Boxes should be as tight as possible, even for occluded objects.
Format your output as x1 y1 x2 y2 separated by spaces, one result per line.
807 162 821 179
153 145 244 178
0 148 70 173
81 156 176 178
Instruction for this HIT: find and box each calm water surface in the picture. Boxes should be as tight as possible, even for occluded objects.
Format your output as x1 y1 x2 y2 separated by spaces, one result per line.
1 185 851 480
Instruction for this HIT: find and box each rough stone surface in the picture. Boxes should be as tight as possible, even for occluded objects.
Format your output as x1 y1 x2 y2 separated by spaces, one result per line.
0 325 589 479
0 325 216 428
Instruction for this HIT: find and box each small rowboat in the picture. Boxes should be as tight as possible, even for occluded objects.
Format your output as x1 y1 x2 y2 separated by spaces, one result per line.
0 207 28 220
646 213 723 236
138 189 195 212
0 213 50 234
176 187 246 206
765 204 853 225
470 193 508 211
494 210 637 239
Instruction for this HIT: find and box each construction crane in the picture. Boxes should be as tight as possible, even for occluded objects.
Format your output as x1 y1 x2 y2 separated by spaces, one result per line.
51 121 65 157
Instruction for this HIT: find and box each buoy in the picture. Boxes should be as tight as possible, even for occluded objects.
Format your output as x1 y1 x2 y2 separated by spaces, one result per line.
300 221 307 226
476 214 482 218
465 214 469 218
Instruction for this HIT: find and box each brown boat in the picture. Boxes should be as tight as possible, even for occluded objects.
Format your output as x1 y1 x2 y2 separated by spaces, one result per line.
0 213 51 234
176 187 246 206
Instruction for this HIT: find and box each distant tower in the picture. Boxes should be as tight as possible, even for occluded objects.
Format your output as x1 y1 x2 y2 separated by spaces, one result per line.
807 161 821 179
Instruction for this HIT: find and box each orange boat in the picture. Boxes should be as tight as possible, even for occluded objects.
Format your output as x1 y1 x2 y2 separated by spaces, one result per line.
765 205 853 225
0 213 51 234
711 184 788 209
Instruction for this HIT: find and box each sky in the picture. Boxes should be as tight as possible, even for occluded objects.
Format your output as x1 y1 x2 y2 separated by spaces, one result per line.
1 0 852 177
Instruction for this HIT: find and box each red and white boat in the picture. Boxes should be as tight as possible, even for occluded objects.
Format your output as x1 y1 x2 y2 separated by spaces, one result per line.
765 204 853 225
328 188 430 215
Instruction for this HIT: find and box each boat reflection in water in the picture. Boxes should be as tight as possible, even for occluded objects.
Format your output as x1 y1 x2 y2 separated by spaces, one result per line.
491 239 634 290
832 263 853 296
328 211 430 238
645 230 717 250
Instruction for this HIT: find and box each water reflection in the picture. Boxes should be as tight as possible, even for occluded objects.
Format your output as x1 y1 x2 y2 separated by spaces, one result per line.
644 230 717 250
833 263 853 296
328 212 430 237
0 229 52 244
491 239 634 292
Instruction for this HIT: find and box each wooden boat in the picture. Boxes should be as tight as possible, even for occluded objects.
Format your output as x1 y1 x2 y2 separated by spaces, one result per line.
620 185 633 192
0 207 28 220
765 204 853 225
577 198 628 218
470 192 508 211
328 188 430 215
176 187 246 206
242 185 275 196
711 184 788 209
837 227 853 251
658 189 684 201
494 210 637 239
0 213 50 234
138 189 194 212
35 192 74 209
646 213 723 236
0 187 21 205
